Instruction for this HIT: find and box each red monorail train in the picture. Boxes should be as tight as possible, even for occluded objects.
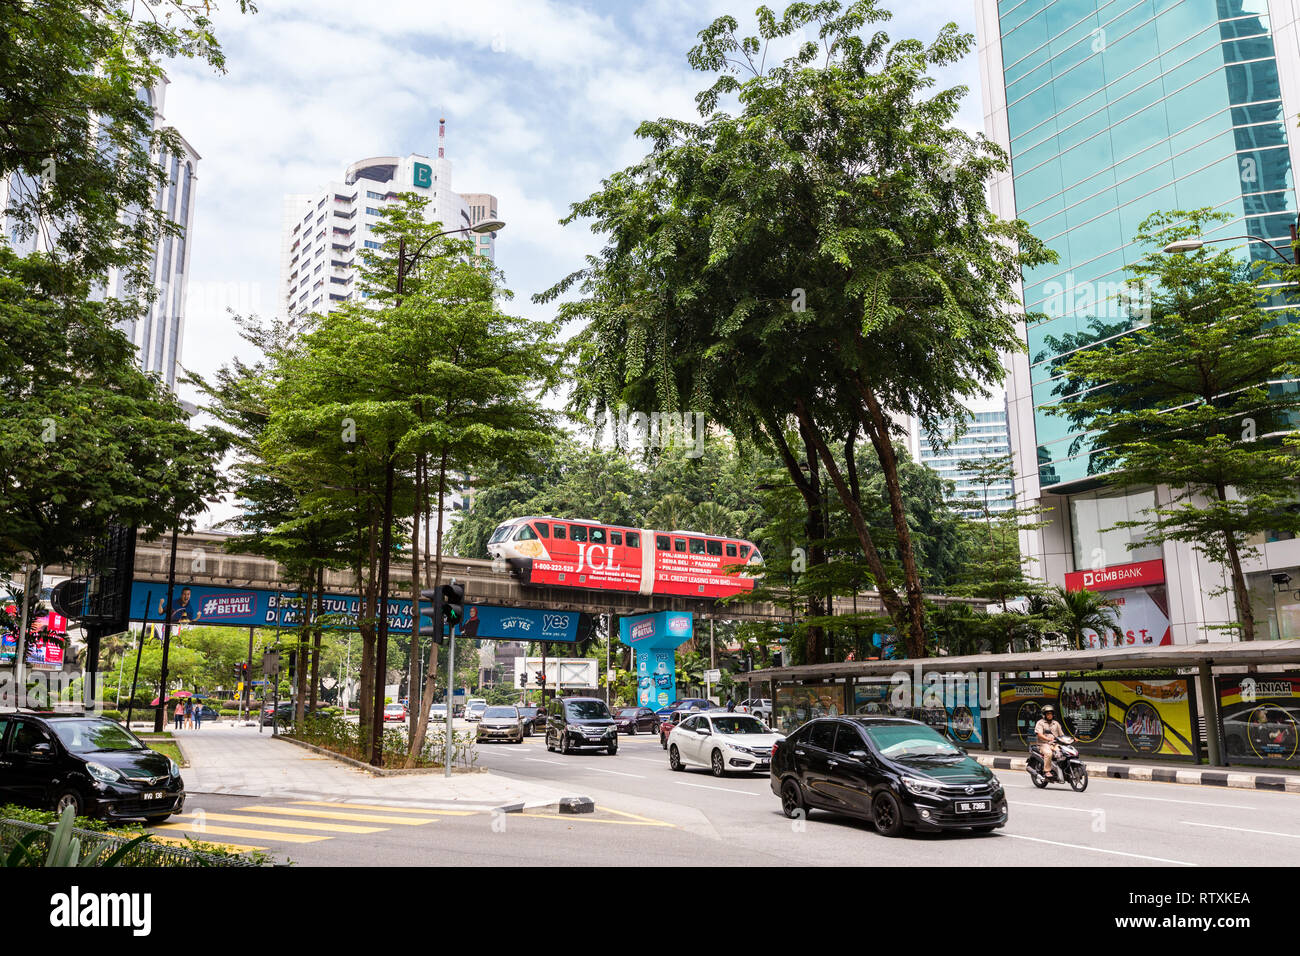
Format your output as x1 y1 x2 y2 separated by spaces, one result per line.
485 516 763 598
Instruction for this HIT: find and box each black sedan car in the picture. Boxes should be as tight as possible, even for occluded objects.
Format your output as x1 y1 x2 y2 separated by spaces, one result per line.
614 707 659 735
0 712 184 823
515 705 546 736
770 716 1006 837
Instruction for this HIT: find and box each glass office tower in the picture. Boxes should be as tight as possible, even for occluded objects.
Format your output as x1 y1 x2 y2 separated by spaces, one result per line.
977 0 1300 643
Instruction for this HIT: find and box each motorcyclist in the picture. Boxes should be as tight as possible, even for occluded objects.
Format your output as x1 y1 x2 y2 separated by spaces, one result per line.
1034 703 1065 779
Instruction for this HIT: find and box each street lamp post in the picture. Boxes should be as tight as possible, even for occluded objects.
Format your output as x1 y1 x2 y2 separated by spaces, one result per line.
1163 227 1298 265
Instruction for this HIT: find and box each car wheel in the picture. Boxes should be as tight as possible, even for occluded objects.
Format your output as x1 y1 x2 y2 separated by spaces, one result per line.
561 733 572 755
607 741 618 756
627 725 634 735
53 788 84 817
710 749 727 778
545 733 555 753
669 745 684 771
780 779 805 819
871 791 905 838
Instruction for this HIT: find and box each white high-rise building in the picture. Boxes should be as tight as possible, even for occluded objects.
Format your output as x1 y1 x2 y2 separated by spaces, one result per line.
2 78 198 391
908 396 1014 517
278 121 498 319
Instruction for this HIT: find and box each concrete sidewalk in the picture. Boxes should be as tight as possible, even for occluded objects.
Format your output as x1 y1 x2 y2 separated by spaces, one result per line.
168 723 591 812
973 749 1300 792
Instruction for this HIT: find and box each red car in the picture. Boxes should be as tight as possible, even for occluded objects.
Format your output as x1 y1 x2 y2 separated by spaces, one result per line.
659 710 696 750
383 703 408 722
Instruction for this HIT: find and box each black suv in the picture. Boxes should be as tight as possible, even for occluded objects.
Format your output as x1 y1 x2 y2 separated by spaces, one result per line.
770 716 1006 837
545 697 618 755
0 712 185 823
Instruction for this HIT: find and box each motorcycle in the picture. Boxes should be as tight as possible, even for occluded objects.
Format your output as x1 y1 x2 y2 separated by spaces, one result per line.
1026 735 1088 792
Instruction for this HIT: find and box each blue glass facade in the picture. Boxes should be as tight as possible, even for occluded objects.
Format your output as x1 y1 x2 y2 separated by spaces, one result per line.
997 0 1297 487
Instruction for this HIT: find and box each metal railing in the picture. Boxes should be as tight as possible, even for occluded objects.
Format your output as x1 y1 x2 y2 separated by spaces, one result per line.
0 818 265 867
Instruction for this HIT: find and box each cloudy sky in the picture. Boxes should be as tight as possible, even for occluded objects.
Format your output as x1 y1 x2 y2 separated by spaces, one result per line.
164 0 985 406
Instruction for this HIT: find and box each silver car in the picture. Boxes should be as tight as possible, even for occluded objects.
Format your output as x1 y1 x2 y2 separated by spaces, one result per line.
476 705 524 744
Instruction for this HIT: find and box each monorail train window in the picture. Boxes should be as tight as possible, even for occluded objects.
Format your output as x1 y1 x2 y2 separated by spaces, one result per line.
610 531 622 545
689 538 705 554
515 525 538 540
626 532 640 548
537 523 549 538
657 535 670 551
553 524 566 539
489 525 512 544
706 540 722 556
739 545 750 557
571 525 588 543
725 543 737 557
674 538 686 553
590 527 606 545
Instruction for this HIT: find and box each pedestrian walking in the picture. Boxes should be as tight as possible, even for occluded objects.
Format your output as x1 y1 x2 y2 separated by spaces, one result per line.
726 696 736 712
173 700 184 730
193 702 203 730
183 699 193 729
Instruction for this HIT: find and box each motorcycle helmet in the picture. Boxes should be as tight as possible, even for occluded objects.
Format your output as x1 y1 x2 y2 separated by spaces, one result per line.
1041 704 1056 715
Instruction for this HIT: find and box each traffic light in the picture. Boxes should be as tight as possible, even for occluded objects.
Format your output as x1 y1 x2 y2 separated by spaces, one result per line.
535 671 545 686
418 588 446 645
441 580 464 632
771 650 783 668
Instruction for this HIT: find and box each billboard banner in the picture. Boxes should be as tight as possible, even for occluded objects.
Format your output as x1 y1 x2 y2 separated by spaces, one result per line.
1217 675 1300 768
127 581 584 641
851 680 983 746
635 647 677 710
619 611 693 649
999 678 1198 762
773 684 845 734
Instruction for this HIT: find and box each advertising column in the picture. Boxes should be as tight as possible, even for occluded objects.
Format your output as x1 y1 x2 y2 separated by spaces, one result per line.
620 611 693 711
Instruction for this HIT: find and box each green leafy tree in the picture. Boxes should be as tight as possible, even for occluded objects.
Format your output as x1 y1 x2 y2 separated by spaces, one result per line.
543 1 1051 657
1054 209 1300 641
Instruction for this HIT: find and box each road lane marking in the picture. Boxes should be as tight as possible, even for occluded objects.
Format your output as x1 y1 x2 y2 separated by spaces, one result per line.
233 806 437 825
525 757 565 765
152 822 328 844
1182 821 1300 839
1008 801 1103 814
1102 793 1257 809
177 812 386 834
602 806 673 825
517 813 674 828
675 781 762 795
1002 833 1195 866
626 756 668 764
291 801 477 816
586 767 646 778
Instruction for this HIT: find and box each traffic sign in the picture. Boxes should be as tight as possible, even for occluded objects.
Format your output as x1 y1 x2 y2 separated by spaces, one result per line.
704 669 721 682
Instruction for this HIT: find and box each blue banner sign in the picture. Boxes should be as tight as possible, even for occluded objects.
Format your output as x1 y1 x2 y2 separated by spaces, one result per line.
127 582 583 641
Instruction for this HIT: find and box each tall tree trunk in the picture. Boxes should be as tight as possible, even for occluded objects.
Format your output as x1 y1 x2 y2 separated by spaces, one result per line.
852 377 928 658
1216 482 1256 641
408 454 424 744
357 505 379 742
370 448 397 767
792 399 907 635
406 447 451 767
294 582 308 723
309 566 323 713
763 416 826 663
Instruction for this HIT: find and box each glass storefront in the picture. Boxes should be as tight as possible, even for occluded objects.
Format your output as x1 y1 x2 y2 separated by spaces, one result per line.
773 684 844 735
1248 567 1300 640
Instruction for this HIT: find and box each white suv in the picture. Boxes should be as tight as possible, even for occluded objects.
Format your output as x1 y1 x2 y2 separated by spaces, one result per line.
738 698 772 721
465 700 488 721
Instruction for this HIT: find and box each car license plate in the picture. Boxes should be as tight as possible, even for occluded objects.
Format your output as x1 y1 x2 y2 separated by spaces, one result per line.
956 800 988 813
145 792 167 801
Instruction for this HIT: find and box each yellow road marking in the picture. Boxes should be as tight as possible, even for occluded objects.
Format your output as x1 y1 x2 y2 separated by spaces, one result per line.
145 832 267 852
176 812 386 834
152 822 328 844
600 806 674 825
234 805 437 825
291 800 477 816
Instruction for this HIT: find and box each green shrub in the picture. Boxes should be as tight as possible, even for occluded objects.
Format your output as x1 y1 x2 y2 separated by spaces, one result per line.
99 710 123 723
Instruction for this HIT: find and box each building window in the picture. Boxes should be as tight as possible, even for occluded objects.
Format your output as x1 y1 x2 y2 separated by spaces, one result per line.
1068 488 1162 570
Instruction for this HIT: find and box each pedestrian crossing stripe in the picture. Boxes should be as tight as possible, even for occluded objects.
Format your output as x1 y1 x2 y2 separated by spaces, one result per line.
141 832 269 853
151 822 329 844
176 812 386 834
291 800 478 816
233 805 438 825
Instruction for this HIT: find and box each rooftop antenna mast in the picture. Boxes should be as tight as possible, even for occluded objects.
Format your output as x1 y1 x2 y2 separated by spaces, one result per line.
438 116 446 159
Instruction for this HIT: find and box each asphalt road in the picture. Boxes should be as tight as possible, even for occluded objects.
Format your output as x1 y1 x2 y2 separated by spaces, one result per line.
164 730 1300 866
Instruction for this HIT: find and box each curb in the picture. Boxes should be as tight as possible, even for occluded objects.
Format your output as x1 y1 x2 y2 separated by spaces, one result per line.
273 733 484 776
975 754 1300 793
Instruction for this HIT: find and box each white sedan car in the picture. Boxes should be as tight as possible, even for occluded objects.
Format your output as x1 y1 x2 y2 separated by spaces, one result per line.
667 712 784 777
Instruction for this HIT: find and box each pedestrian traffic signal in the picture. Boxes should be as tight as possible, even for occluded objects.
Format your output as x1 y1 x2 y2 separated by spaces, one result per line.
441 580 464 631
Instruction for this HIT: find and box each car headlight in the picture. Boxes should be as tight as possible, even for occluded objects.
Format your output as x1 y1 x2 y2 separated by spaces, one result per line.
902 775 942 796
987 776 1003 794
567 724 583 733
87 761 121 784
723 739 747 750
168 758 180 778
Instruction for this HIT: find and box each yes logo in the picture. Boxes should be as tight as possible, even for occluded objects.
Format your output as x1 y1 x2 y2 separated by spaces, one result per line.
413 162 433 188
543 613 569 632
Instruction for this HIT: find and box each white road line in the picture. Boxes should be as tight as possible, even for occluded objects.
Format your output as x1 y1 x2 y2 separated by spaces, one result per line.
626 756 669 764
1103 793 1257 809
1002 833 1196 866
525 757 565 765
1182 821 1300 839
586 767 646 778
1009 801 1104 814
676 781 762 796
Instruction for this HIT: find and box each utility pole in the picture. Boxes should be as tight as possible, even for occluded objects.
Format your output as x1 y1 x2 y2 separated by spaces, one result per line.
154 520 179 732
